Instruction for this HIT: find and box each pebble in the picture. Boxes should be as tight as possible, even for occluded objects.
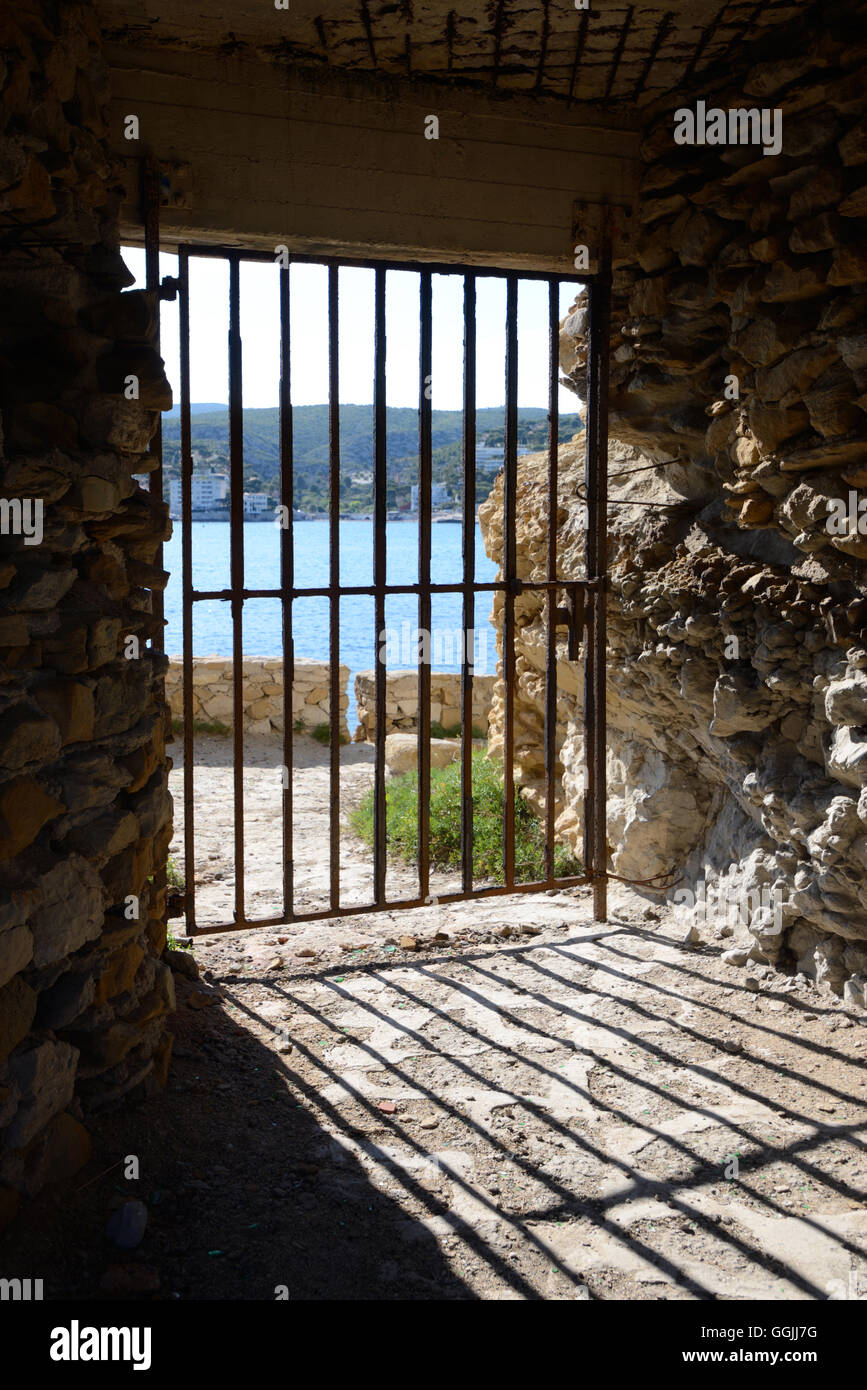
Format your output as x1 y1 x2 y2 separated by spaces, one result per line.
277 1038 293 1054
722 948 751 967
399 935 419 950
296 948 317 959
105 1200 148 1250
520 924 542 937
268 957 284 970
744 977 760 991
419 1116 439 1128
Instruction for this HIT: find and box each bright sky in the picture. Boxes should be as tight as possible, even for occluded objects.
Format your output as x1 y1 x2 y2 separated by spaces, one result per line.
122 248 583 414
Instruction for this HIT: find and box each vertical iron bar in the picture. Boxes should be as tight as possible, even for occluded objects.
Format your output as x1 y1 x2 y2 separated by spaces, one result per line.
502 275 519 889
279 263 294 922
228 254 246 926
544 279 559 883
178 248 196 933
417 271 432 903
328 263 341 912
584 233 611 922
142 158 167 923
460 273 477 894
142 158 164 652
373 266 388 906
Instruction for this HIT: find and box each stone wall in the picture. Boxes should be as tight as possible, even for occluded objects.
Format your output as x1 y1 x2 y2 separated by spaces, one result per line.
0 2 173 1219
353 671 496 743
483 8 867 1004
165 657 350 741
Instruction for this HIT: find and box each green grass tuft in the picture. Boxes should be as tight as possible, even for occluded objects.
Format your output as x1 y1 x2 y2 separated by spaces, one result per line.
430 720 486 741
350 749 580 885
167 855 185 891
313 722 349 746
172 717 231 737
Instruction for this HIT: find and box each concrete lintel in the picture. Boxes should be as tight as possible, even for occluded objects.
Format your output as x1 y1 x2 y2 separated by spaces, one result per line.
109 48 640 271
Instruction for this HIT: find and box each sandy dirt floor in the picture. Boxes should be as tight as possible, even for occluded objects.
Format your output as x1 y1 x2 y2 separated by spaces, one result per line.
3 732 866 1301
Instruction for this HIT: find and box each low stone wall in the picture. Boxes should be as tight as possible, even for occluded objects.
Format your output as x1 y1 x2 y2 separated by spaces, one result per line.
166 658 350 741
354 671 495 742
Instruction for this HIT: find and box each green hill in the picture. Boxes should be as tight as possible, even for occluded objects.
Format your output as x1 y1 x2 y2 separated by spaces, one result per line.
160 404 583 513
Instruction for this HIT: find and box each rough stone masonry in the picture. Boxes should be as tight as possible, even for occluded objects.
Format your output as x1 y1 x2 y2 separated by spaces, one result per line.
482 5 867 1008
0 2 173 1223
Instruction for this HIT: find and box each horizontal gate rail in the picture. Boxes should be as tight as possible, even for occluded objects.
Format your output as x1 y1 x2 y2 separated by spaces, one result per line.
188 578 604 601
173 245 608 936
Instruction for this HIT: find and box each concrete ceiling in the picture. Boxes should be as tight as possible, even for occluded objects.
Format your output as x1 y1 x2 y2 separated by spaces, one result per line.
97 0 801 108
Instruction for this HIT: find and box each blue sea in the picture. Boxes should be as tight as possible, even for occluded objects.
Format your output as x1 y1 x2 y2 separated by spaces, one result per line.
163 520 500 722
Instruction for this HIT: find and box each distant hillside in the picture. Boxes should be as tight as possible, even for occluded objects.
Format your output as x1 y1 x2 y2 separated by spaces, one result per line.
160 403 583 512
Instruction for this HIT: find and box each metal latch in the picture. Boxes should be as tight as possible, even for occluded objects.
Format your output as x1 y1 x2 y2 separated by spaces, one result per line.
553 584 586 661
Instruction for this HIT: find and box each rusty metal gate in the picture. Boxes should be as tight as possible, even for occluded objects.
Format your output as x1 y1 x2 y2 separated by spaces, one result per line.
156 239 610 937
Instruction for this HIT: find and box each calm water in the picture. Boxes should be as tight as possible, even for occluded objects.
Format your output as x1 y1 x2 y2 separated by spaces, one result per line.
163 521 500 722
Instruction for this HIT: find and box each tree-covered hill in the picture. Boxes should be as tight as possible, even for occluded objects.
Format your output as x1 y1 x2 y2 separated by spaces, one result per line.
160 403 582 512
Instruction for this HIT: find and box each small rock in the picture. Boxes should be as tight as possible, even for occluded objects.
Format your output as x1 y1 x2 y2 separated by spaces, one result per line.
277 936 288 944
296 948 316 959
267 957 284 970
277 1037 293 1054
100 1263 160 1295
722 948 751 967
105 1200 148 1250
720 1038 742 1053
187 990 218 1009
680 923 701 947
717 923 734 939
499 926 513 938
165 948 199 981
433 932 450 942
202 969 215 982
643 909 660 922
520 924 542 937
399 935 418 950
419 1116 439 1129
376 1101 397 1114
744 976 760 991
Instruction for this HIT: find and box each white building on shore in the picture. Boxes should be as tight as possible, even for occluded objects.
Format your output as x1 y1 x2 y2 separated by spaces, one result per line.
243 492 270 516
169 473 229 517
410 482 450 512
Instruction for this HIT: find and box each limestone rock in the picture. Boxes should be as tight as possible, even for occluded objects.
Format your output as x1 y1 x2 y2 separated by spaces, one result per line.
385 733 461 776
